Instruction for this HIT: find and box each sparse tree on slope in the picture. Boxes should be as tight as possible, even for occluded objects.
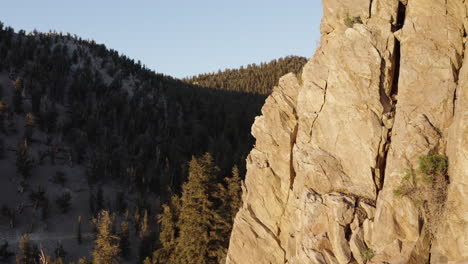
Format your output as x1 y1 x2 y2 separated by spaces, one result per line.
0 100 6 132
226 165 242 221
24 113 35 143
153 195 180 264
118 220 130 258
92 210 120 264
13 77 23 113
139 210 153 262
16 139 33 179
16 234 38 264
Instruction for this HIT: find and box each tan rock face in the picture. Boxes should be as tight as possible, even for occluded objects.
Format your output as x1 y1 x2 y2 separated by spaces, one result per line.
227 0 468 263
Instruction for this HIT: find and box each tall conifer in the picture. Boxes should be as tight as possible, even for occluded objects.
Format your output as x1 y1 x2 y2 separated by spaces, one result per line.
92 211 120 264
174 153 219 264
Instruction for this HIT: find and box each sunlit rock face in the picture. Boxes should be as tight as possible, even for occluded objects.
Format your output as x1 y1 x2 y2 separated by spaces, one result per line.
226 0 468 263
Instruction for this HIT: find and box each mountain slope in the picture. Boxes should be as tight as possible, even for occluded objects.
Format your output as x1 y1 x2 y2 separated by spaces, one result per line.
0 22 306 263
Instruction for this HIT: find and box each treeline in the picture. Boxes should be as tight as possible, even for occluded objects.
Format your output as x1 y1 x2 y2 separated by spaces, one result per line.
0 21 263 193
185 56 307 94
11 154 241 264
0 21 305 263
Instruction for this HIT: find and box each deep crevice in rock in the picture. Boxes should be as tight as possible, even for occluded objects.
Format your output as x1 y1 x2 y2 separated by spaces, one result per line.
309 82 328 139
344 224 352 241
453 31 466 115
374 1 406 195
289 124 298 190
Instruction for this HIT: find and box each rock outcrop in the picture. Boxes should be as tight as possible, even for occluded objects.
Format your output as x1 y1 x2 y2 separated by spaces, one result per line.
226 0 468 263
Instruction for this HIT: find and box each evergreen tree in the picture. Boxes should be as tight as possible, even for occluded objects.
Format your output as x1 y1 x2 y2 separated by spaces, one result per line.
16 140 33 179
140 210 150 239
139 210 153 263
13 77 23 113
226 165 242 220
133 207 141 234
143 257 152 264
153 195 180 264
0 100 6 132
92 210 120 264
16 234 38 264
118 220 130 258
77 257 88 264
174 153 221 264
77 216 82 244
24 113 35 143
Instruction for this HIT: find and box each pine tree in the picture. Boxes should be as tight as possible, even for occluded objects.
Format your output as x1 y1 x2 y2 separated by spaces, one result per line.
139 210 153 263
143 257 152 264
24 113 35 143
13 77 23 113
174 153 220 264
226 165 242 220
16 140 33 179
77 257 88 264
118 220 130 258
153 195 180 264
133 207 140 234
92 210 120 264
77 216 82 244
16 234 37 264
140 210 150 239
0 100 6 132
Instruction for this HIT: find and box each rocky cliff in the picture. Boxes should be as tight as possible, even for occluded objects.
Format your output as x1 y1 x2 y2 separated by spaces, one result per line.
226 0 468 263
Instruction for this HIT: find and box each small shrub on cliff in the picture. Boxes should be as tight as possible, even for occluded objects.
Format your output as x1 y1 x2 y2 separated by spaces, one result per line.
393 154 449 235
393 168 415 197
419 154 447 175
361 248 374 260
344 14 362 27
393 185 412 197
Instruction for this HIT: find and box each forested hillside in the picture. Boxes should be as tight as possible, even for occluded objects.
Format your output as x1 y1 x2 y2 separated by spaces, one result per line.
0 22 305 263
185 56 307 94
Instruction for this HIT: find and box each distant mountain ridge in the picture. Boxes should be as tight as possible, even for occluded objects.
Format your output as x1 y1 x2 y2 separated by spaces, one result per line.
185 56 307 94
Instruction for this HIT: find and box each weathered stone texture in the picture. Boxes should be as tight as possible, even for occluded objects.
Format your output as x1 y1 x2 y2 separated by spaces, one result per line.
227 0 468 263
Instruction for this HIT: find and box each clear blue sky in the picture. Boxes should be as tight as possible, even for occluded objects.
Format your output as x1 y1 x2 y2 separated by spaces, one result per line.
1 0 322 78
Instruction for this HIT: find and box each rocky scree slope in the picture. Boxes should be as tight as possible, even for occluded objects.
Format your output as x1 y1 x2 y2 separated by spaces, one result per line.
227 0 468 263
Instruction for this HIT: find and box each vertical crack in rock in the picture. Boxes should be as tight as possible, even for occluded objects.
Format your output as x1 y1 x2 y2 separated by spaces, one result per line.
289 123 298 190
277 95 299 262
374 1 406 194
309 82 328 139
452 27 466 115
369 0 373 19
